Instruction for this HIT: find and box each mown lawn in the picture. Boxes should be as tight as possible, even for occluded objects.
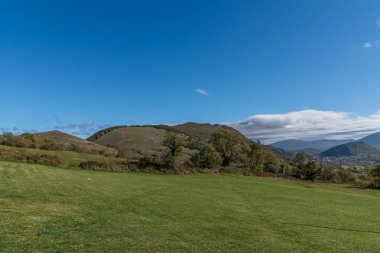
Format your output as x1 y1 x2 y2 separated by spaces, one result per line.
0 161 379 252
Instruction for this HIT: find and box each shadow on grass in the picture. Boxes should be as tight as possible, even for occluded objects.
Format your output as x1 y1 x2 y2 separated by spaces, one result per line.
280 222 380 234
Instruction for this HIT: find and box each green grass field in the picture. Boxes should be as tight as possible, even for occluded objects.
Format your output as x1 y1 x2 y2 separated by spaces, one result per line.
0 161 379 252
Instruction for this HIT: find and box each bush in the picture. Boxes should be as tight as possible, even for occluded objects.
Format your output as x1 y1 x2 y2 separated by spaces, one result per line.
368 165 380 189
320 167 340 183
138 156 160 169
337 171 358 184
1 136 30 148
210 129 250 166
68 144 91 154
117 150 130 158
39 139 63 151
79 160 128 172
0 149 63 167
190 144 222 169
0 149 25 161
354 179 371 189
25 154 64 167
161 133 184 169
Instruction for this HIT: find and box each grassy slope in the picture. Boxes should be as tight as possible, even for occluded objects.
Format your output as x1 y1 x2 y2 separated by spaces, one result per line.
36 131 118 155
88 123 243 160
0 161 379 253
0 145 124 168
89 126 196 161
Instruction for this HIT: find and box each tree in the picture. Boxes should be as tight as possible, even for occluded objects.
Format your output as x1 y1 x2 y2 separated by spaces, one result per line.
292 152 309 179
162 133 184 168
303 161 322 181
191 144 222 169
293 152 309 167
210 130 250 166
21 133 39 148
369 165 380 188
2 132 14 138
262 151 282 174
245 142 265 172
279 162 293 176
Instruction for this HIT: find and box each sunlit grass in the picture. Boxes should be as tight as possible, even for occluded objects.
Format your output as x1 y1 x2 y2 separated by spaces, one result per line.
0 161 379 252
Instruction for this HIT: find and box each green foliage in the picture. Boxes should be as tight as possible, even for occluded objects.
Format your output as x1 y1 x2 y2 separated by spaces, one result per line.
292 153 322 180
138 155 160 169
303 161 322 181
1 132 60 150
191 144 222 169
245 142 265 172
337 170 358 184
1 132 14 138
0 149 63 167
162 133 185 168
293 152 309 167
210 129 250 166
79 160 128 172
320 166 340 183
185 137 203 151
369 165 380 188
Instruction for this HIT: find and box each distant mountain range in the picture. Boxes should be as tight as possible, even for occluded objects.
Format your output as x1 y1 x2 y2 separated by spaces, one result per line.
35 127 380 161
270 132 380 152
358 132 380 149
321 141 380 157
270 139 354 152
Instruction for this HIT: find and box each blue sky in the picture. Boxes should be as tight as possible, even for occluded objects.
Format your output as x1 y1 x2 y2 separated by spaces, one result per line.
1 0 380 141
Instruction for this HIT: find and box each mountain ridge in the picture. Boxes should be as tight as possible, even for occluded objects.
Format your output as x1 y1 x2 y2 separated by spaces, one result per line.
320 141 380 157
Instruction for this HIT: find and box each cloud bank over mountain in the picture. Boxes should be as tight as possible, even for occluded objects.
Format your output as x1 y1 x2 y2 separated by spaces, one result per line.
228 109 380 144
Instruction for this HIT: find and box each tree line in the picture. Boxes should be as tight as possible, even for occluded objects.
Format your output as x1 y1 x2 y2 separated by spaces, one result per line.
159 130 380 189
0 130 379 189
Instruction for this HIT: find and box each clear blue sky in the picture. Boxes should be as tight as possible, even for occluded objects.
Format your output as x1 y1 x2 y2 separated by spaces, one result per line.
1 0 380 137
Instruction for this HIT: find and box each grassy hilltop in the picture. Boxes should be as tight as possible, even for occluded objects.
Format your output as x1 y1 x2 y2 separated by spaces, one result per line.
0 161 379 253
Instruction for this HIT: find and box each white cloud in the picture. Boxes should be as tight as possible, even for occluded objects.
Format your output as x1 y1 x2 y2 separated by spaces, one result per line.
363 42 373 48
195 89 208 96
228 109 380 144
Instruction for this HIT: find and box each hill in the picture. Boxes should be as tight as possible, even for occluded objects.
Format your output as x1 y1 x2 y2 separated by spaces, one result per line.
321 141 380 157
37 131 118 155
87 123 249 159
292 148 321 156
1 161 379 252
359 132 380 148
172 122 234 142
270 139 352 151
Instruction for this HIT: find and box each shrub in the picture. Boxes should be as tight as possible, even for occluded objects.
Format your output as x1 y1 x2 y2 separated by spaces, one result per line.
79 160 128 172
117 150 129 158
0 149 25 161
337 171 358 184
0 149 63 167
210 129 250 166
190 144 222 169
1 136 30 148
161 133 184 169
25 154 64 167
39 139 63 150
68 144 91 153
138 156 159 169
320 167 340 183
354 179 371 189
368 165 380 189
